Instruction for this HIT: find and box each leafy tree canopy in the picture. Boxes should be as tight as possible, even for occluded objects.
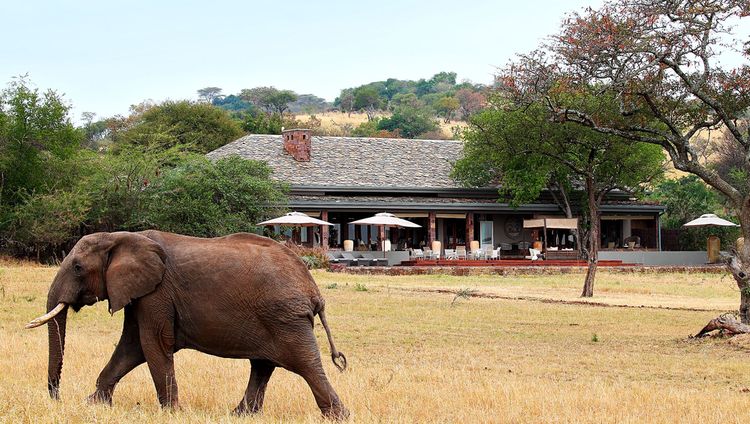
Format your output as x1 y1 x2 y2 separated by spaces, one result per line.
334 72 486 120
0 77 83 214
453 98 665 296
287 94 330 114
212 94 254 113
649 175 740 250
490 0 750 313
377 106 439 139
143 155 288 237
239 86 298 115
110 100 243 154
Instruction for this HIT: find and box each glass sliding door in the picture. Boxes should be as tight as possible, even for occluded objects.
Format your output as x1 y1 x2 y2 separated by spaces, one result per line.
480 221 493 248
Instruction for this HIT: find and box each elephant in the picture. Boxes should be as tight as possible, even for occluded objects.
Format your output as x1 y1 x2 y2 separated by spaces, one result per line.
26 230 349 419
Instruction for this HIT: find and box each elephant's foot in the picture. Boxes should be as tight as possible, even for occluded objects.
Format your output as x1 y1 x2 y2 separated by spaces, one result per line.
158 399 180 411
232 400 261 416
321 404 350 421
86 390 113 406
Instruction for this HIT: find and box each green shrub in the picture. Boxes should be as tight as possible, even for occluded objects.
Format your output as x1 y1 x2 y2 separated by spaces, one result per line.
285 244 330 269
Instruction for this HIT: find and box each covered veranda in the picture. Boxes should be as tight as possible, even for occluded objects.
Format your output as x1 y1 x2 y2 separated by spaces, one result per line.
268 194 663 266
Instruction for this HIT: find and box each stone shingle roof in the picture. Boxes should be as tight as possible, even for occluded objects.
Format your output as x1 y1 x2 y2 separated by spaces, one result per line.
207 134 464 189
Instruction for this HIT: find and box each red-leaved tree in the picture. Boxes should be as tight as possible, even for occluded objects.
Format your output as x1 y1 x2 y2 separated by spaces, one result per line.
496 0 750 320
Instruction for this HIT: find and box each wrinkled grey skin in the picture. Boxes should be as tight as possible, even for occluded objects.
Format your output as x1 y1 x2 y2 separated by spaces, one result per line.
37 230 348 419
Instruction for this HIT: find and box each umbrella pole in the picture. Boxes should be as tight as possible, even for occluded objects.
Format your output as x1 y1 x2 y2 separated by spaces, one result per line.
380 225 386 252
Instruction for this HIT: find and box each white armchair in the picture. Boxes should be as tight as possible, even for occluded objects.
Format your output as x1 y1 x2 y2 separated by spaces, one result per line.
525 248 542 261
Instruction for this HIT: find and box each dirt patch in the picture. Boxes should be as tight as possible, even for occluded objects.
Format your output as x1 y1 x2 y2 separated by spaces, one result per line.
390 286 726 313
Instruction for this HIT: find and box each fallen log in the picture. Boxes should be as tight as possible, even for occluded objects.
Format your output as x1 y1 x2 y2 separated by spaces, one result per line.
695 313 750 338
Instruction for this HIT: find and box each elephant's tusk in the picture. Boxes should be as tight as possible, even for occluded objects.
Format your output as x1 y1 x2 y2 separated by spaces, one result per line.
25 303 66 329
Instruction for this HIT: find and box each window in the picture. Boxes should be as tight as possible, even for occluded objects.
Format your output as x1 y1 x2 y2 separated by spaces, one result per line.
480 221 493 248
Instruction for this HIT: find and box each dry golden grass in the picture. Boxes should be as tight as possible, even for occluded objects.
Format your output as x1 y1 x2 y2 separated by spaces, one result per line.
295 112 465 140
2 263 750 423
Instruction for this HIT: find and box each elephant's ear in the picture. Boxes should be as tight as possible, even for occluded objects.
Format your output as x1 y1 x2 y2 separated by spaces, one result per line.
104 232 167 314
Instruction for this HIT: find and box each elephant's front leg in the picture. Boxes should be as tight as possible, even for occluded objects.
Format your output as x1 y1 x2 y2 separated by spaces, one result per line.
88 305 145 405
137 300 179 408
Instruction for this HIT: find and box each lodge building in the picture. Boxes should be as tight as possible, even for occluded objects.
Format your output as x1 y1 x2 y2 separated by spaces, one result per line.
207 129 664 254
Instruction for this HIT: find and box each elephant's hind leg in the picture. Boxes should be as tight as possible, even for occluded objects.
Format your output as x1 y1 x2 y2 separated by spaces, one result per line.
233 359 276 415
88 305 145 405
278 325 349 420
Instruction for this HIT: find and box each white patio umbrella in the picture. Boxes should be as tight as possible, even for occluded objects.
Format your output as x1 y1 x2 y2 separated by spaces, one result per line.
349 213 421 251
257 212 333 245
683 214 739 264
257 211 333 227
683 213 739 228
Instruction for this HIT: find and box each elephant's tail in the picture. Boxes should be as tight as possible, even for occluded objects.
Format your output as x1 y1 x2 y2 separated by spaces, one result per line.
317 303 347 372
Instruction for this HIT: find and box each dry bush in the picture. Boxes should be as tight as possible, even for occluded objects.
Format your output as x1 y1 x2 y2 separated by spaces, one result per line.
283 242 330 269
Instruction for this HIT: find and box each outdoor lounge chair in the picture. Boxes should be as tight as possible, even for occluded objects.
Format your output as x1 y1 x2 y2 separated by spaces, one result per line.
326 252 342 265
354 252 375 266
411 248 424 260
498 243 521 257
423 248 433 260
361 252 388 266
456 246 467 260
328 251 356 266
623 235 641 248
444 248 457 260
482 245 495 260
340 252 360 266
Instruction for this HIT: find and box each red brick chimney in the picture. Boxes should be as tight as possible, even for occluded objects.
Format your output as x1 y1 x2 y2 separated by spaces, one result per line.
282 128 312 162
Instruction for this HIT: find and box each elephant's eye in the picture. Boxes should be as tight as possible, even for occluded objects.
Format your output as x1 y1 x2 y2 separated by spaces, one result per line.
74 263 83 274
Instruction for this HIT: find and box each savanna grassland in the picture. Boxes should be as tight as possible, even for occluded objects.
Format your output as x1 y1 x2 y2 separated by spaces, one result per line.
294 111 468 140
2 262 750 423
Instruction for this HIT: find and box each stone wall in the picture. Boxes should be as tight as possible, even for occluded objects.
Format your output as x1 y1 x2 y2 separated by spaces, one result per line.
334 265 726 276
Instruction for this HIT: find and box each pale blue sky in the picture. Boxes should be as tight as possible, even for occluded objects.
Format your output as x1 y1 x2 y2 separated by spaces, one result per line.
1 1 604 121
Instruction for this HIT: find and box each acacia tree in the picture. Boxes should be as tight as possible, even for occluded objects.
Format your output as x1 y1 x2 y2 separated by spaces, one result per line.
453 101 664 296
495 0 750 319
435 96 460 123
240 87 298 115
197 87 223 103
336 89 355 117
455 88 487 120
353 86 383 121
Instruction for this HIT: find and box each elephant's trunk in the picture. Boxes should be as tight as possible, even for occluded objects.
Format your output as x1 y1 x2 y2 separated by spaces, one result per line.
45 291 69 400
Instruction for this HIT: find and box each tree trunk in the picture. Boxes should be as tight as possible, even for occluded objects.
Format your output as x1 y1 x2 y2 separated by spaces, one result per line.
695 313 750 337
727 204 750 323
581 177 599 298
